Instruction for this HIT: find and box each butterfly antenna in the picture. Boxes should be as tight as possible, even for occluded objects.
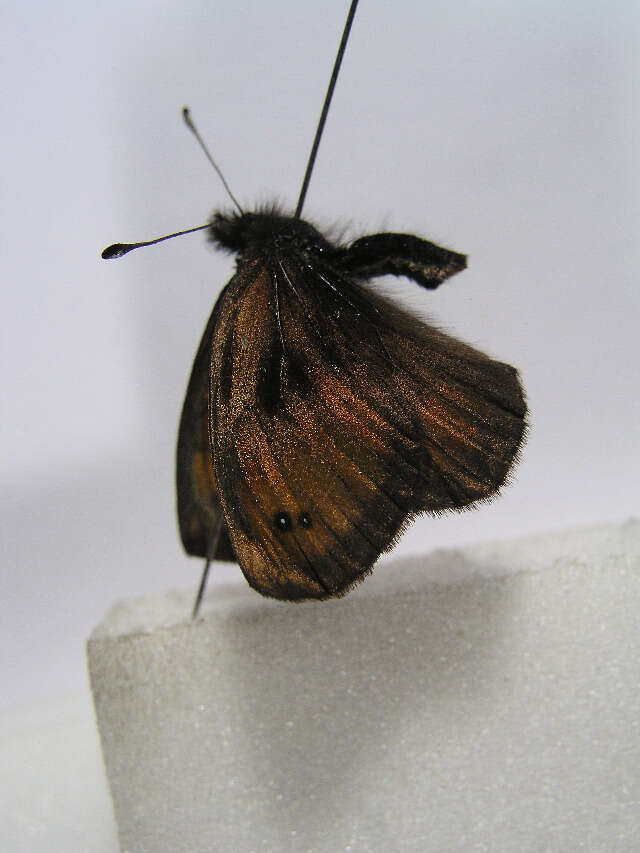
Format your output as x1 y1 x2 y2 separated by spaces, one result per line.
294 0 359 219
101 223 210 259
183 107 244 215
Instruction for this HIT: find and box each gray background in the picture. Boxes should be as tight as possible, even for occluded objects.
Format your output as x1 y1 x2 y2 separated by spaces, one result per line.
2 0 639 712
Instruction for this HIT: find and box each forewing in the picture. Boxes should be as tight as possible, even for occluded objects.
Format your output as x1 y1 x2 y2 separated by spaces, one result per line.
210 251 526 600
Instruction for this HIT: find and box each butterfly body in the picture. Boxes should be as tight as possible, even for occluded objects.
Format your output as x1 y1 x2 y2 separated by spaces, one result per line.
176 206 527 601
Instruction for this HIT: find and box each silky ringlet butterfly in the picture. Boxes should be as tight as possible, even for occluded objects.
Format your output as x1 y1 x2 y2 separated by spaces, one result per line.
103 0 527 616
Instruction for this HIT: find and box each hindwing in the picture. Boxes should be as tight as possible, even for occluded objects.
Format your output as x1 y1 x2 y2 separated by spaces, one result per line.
207 250 526 599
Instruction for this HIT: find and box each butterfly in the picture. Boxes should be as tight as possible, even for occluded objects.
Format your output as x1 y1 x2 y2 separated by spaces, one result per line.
102 0 526 611
174 206 526 603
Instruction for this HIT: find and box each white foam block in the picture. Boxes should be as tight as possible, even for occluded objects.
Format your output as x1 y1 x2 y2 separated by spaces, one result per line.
88 520 640 852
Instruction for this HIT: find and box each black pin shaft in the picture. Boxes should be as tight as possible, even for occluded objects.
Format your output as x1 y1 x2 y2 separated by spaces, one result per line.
294 0 359 219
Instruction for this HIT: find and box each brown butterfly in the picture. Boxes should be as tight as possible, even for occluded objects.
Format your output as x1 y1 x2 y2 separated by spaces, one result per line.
103 0 526 612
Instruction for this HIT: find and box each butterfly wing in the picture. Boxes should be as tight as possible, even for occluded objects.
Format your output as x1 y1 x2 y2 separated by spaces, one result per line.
331 232 467 289
176 296 235 561
209 250 526 600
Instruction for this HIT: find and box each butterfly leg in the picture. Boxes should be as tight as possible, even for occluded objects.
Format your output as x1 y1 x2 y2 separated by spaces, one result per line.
334 232 467 289
191 514 224 619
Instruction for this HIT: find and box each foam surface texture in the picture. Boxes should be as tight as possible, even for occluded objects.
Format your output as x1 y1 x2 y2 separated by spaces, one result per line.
88 520 640 852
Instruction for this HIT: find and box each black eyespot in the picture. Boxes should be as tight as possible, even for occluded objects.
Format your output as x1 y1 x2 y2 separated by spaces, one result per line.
274 512 292 532
299 512 312 529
